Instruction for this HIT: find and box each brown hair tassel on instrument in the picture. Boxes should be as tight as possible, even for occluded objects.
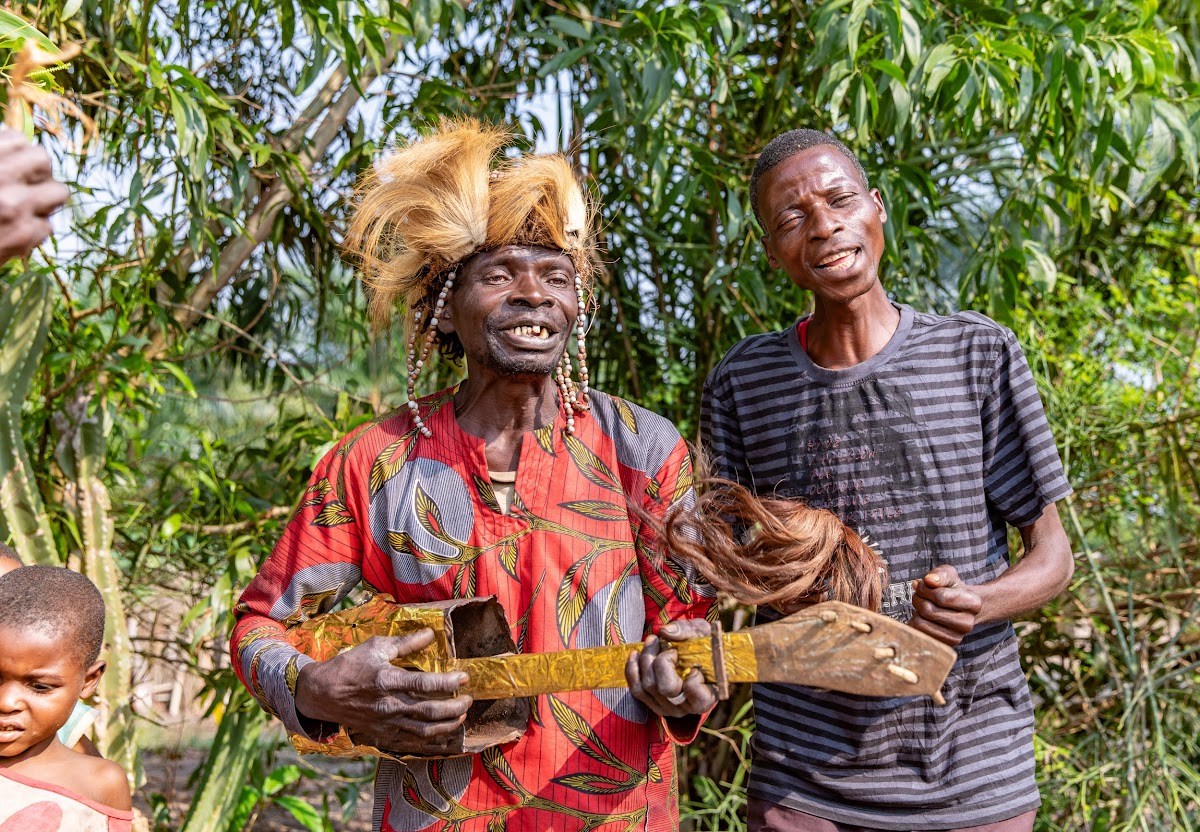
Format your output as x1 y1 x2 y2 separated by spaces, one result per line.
660 478 886 614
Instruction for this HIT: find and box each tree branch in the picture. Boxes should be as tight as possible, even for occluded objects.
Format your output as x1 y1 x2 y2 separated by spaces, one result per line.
143 37 400 360
182 505 292 535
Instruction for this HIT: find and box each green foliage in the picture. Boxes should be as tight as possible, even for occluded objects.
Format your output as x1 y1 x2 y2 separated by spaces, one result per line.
1017 247 1200 829
679 692 753 831
178 688 269 832
549 0 1200 430
0 0 1195 828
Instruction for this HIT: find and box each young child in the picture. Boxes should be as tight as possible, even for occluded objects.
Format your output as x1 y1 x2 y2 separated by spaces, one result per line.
0 544 103 757
0 564 133 830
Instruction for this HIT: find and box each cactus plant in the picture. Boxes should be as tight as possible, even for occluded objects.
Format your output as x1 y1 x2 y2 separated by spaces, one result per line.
0 270 59 565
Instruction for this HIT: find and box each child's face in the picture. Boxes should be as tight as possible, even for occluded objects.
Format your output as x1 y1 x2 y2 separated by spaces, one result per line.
0 625 104 763
0 559 20 579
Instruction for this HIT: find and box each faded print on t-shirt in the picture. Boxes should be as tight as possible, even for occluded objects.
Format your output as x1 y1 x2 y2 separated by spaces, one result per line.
783 377 958 621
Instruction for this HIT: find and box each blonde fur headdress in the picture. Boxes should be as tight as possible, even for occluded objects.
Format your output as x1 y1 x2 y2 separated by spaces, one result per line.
343 118 597 329
342 119 598 436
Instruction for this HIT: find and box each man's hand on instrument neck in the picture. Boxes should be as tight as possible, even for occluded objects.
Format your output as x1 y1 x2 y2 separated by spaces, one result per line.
625 619 718 720
294 629 472 748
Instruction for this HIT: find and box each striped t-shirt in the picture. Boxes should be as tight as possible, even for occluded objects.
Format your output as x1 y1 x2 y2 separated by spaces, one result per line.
700 303 1072 830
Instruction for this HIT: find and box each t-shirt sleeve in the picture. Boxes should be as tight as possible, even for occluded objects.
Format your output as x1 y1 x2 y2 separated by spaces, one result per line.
700 366 751 487
56 700 97 748
981 330 1073 528
229 432 369 740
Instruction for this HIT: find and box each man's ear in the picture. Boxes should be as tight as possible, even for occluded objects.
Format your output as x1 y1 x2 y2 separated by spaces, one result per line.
81 659 106 699
870 188 888 224
762 234 781 270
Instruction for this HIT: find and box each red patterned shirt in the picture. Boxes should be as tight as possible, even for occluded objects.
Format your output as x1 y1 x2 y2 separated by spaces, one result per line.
231 389 714 832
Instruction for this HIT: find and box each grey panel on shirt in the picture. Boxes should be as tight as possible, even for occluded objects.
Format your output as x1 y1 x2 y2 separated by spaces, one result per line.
701 303 1071 830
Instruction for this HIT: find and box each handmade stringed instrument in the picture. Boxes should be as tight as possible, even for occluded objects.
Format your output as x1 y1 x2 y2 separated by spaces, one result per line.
286 594 956 760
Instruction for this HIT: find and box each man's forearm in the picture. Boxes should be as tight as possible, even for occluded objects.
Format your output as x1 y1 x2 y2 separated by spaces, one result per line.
293 660 344 740
294 661 330 723
974 502 1074 625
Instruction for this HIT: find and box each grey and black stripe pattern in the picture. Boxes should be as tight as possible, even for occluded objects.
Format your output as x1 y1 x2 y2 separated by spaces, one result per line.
701 303 1071 830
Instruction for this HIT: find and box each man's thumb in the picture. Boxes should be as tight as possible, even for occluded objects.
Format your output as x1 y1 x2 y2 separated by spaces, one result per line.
374 628 436 659
925 565 960 588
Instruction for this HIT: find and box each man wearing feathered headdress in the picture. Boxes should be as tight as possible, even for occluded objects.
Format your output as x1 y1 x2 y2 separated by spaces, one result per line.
231 120 717 831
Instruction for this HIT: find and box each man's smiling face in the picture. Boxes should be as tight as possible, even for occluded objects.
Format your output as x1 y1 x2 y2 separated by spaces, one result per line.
440 244 578 379
757 146 888 305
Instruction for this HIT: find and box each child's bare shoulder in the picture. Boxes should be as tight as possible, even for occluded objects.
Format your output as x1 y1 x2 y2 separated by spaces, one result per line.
71 753 132 811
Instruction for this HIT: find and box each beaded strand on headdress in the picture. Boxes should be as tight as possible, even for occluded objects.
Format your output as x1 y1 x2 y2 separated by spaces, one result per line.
550 278 592 435
556 371 575 435
556 351 578 434
573 277 591 407
405 270 456 438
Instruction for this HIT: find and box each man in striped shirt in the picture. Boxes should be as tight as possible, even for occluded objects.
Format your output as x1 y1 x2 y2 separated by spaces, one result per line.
700 129 1075 832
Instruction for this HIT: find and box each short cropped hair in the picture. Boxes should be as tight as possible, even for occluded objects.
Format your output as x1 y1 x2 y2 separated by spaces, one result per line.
750 129 871 230
0 565 105 667
0 542 20 565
